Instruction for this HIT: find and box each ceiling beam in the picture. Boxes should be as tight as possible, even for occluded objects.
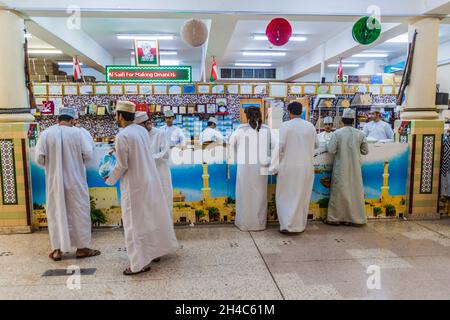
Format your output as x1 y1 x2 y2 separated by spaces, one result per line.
280 23 408 81
24 17 113 73
201 14 240 82
0 0 426 16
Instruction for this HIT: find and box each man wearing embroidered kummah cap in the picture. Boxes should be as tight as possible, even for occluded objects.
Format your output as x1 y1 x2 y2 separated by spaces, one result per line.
363 105 394 141
317 116 334 147
134 111 172 214
105 102 178 275
34 106 100 261
199 116 224 146
161 109 187 148
325 106 369 226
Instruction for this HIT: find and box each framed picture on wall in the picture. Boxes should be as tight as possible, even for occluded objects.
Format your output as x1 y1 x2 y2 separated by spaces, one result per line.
187 105 195 114
125 84 138 94
134 40 159 66
179 106 187 114
226 84 239 94
80 85 93 95
212 84 225 94
183 84 196 94
197 84 211 94
139 85 153 95
172 106 179 114
207 104 216 114
169 85 182 94
197 104 206 113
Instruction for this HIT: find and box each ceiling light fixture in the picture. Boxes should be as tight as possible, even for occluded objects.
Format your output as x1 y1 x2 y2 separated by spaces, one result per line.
328 63 360 68
160 51 178 56
387 34 409 43
160 60 180 66
253 34 306 41
352 53 389 58
28 49 63 54
235 62 272 67
58 62 83 66
242 51 286 57
117 34 174 40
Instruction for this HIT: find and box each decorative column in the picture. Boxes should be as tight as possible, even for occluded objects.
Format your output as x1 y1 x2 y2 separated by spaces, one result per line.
396 17 443 220
0 10 35 233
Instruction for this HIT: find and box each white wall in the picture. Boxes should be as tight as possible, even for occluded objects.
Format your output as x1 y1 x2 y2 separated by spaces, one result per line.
295 72 336 83
437 63 450 94
353 60 386 75
59 66 105 81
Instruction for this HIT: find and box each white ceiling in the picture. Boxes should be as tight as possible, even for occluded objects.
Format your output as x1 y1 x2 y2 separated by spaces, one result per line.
222 20 352 67
13 0 450 80
80 18 205 65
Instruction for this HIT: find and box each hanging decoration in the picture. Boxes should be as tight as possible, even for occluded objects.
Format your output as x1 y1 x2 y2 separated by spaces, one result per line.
180 19 209 47
265 18 292 46
336 58 344 83
352 16 381 45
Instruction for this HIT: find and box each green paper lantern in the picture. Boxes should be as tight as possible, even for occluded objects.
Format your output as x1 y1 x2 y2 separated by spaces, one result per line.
352 16 381 45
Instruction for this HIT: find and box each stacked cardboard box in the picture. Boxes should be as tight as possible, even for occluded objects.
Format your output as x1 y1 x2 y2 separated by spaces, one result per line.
47 75 75 82
28 58 96 83
29 58 60 76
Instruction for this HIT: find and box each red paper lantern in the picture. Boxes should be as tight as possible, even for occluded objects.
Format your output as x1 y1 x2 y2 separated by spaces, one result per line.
265 18 292 46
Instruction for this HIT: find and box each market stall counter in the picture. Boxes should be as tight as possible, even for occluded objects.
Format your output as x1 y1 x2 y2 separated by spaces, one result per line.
29 140 409 228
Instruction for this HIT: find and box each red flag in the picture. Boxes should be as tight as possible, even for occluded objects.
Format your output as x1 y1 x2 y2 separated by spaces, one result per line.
210 57 218 82
336 58 343 82
73 56 83 81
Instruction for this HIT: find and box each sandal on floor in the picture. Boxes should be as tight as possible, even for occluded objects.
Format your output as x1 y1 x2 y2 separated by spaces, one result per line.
323 220 340 226
76 248 101 259
49 250 62 261
123 265 151 276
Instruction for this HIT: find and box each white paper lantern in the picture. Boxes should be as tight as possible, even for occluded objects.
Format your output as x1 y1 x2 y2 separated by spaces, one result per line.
180 19 208 47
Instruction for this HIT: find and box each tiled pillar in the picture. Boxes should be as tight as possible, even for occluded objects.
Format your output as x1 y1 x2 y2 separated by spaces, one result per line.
396 18 443 219
396 120 443 219
0 10 35 233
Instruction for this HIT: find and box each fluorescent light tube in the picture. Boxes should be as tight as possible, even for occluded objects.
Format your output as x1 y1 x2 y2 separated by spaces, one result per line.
253 34 306 41
242 51 286 57
235 63 272 67
28 49 63 54
352 53 389 58
117 34 174 40
328 63 360 68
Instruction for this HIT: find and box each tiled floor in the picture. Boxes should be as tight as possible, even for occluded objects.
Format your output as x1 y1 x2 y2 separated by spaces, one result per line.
1 220 450 299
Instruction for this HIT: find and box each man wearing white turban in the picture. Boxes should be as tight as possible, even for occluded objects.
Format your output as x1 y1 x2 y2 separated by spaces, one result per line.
105 102 178 275
35 107 100 261
326 108 369 225
134 112 173 213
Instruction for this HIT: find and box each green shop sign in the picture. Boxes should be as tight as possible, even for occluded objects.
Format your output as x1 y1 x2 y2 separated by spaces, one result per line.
106 65 192 83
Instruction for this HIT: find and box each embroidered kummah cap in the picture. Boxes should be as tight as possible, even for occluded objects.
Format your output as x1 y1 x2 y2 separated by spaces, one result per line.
164 109 175 117
116 101 136 113
342 108 356 119
323 116 333 124
59 107 77 119
134 111 149 124
207 117 218 125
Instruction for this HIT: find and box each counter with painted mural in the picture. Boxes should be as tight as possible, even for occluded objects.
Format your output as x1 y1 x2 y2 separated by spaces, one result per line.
29 141 409 228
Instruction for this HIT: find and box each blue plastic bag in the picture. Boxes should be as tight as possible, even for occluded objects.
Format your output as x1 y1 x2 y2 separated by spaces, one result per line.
98 153 117 179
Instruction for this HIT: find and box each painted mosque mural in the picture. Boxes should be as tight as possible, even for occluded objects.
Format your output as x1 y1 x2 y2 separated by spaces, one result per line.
30 142 409 228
